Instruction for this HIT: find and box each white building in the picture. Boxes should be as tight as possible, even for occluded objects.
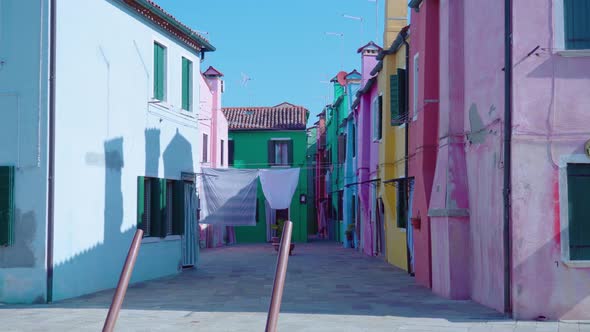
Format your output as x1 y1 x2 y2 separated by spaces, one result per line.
0 0 215 303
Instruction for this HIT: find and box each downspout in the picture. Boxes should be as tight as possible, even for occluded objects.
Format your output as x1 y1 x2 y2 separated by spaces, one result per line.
403 36 411 275
503 0 513 316
46 0 56 303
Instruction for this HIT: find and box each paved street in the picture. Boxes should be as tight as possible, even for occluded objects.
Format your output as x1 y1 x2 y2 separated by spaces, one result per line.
0 242 587 331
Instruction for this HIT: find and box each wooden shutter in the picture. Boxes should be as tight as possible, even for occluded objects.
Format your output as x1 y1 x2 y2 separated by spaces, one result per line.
150 178 165 237
567 164 590 260
228 140 235 166
182 57 192 111
396 180 408 228
220 140 225 166
202 134 208 162
338 135 346 164
390 75 400 125
564 0 590 50
0 166 14 246
268 140 276 166
153 43 165 100
287 140 294 166
172 181 185 235
397 68 407 121
352 125 356 157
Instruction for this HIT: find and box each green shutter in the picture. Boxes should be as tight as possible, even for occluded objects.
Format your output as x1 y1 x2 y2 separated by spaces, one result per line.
150 178 166 238
378 96 383 139
154 43 165 100
0 166 15 246
565 0 590 50
397 180 407 228
390 75 400 125
228 140 235 166
567 164 590 260
287 140 294 166
137 176 145 231
268 140 275 166
172 181 185 235
182 57 192 111
397 68 407 120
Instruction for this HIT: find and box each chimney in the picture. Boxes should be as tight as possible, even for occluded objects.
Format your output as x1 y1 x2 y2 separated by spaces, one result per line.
384 0 408 46
357 42 382 82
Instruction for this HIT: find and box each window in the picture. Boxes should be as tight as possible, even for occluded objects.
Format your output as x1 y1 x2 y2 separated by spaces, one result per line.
566 163 590 260
413 53 419 121
153 42 166 101
228 139 235 166
397 180 408 229
337 135 346 164
181 57 192 111
563 0 590 50
0 166 14 246
372 96 383 141
391 68 407 126
137 177 185 238
202 134 209 163
220 139 225 166
268 139 293 166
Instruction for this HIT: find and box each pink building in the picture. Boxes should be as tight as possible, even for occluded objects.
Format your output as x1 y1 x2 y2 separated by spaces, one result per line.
408 0 439 290
410 0 590 319
198 66 233 248
353 42 382 256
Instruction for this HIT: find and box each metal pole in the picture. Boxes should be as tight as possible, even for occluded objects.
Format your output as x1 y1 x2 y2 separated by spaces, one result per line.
265 221 293 332
103 229 144 332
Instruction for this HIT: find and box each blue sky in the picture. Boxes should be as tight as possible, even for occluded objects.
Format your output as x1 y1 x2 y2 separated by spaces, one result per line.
156 0 388 122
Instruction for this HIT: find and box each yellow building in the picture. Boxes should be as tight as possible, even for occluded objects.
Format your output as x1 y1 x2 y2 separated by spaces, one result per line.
377 0 409 271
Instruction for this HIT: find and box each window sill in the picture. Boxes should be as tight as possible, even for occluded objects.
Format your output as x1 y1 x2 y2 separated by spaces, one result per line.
556 49 590 57
147 100 197 126
142 235 181 244
562 259 590 268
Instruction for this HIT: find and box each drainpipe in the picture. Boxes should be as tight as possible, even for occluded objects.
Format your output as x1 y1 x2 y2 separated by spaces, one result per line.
503 0 513 316
403 36 411 275
46 0 56 303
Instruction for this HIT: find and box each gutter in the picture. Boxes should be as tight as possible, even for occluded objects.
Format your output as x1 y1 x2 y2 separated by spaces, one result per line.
503 0 513 316
403 36 411 275
46 0 56 303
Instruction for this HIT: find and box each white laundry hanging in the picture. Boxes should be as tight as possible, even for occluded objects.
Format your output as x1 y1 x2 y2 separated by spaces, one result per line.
200 168 259 226
258 168 300 210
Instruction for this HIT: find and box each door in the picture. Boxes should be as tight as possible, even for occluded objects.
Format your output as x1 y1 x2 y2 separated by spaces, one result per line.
182 182 198 267
407 179 415 274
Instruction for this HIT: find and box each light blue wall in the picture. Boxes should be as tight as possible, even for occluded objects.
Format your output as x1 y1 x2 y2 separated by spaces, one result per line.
0 0 50 303
51 0 202 301
343 82 359 248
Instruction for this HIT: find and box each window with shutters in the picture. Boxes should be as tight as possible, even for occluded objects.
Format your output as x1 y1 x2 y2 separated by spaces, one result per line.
202 133 209 163
137 177 184 239
391 68 407 126
351 124 356 158
268 139 293 166
0 166 15 246
564 0 590 50
181 57 192 111
565 163 590 261
372 96 382 141
413 53 419 121
338 135 346 164
153 42 167 101
228 139 235 166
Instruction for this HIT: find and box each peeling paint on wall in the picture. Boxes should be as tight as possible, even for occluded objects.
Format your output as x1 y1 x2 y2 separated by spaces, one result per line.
467 103 488 145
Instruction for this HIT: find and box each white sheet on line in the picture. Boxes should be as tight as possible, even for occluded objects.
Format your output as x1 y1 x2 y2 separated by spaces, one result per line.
199 168 259 226
259 168 300 210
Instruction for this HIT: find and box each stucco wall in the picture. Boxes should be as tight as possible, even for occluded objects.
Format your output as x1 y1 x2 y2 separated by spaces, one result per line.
51 0 202 301
510 0 590 320
0 0 50 303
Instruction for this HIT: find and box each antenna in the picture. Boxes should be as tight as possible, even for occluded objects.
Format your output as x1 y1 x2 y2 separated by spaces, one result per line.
240 72 252 87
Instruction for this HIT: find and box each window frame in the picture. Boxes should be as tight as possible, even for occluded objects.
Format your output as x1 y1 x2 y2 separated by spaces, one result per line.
559 155 590 266
0 166 15 246
412 53 419 121
554 0 590 56
138 177 184 241
268 138 293 167
371 96 382 142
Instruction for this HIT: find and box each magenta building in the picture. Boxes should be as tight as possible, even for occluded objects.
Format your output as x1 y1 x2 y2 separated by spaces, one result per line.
409 0 590 320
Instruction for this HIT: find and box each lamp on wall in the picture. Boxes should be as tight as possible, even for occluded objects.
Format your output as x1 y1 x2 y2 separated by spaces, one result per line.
300 194 307 204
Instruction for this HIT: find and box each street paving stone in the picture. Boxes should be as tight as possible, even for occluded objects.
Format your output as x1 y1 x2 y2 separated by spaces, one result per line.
0 241 588 331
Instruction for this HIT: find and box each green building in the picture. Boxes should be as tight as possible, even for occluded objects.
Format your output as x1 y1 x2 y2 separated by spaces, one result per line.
222 102 310 243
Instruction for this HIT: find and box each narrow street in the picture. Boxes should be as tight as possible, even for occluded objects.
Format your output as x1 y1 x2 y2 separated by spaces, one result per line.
0 242 584 331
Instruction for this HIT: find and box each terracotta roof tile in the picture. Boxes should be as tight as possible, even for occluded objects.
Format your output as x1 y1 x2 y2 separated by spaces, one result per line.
222 103 309 130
